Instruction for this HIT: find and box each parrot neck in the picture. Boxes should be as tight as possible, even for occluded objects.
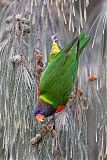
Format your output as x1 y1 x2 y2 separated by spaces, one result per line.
39 95 53 105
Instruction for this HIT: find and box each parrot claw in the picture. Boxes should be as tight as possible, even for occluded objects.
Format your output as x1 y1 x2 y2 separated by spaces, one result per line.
77 87 83 96
88 75 97 81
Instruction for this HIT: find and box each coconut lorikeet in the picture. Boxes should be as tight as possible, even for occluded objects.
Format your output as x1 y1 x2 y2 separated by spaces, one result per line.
33 32 90 121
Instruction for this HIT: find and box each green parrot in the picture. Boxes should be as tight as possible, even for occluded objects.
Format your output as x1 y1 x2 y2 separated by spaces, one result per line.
33 32 90 121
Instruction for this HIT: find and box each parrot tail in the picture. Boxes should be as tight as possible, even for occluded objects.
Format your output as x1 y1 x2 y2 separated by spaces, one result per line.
76 32 91 59
76 39 80 60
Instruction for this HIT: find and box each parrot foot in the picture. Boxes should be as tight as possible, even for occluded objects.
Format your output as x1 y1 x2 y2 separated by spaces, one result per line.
88 75 97 81
33 50 45 79
77 87 83 97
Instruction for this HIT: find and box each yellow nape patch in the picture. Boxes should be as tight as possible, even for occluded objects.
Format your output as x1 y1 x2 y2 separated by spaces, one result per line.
51 42 60 54
39 95 53 105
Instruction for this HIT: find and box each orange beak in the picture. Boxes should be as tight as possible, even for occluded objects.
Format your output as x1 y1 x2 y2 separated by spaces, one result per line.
35 114 45 121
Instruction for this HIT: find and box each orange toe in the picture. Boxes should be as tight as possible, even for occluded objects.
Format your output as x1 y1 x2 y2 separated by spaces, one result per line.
88 75 97 81
77 88 83 96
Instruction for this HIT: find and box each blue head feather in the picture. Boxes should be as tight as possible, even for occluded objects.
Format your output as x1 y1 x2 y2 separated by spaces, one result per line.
33 106 41 116
39 104 56 117
33 103 56 118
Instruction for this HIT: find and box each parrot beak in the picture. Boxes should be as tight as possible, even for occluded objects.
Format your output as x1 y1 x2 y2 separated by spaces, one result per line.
35 114 45 121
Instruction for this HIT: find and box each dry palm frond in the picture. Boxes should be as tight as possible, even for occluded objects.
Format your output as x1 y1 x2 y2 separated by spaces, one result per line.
0 0 107 160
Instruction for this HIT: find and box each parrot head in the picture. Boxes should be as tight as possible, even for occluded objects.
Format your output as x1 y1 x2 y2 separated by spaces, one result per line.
33 101 56 121
33 105 65 121
33 105 45 121
33 98 65 121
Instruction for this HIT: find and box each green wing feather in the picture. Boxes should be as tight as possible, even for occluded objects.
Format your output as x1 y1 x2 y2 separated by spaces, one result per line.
40 32 90 109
